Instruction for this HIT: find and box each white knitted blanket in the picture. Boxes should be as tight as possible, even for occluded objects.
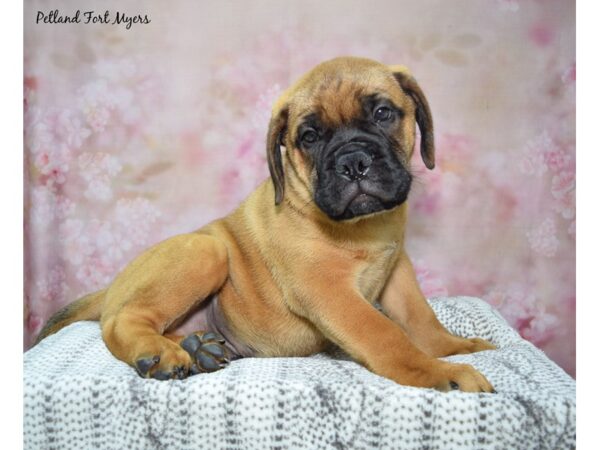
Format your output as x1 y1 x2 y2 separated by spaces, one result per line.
24 297 575 450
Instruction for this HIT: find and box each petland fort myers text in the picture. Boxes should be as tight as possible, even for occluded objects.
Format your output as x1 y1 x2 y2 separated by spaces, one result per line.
36 10 150 30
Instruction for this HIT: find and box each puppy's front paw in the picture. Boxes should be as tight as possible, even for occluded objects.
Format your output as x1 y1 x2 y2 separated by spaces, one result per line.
383 358 495 393
434 362 495 393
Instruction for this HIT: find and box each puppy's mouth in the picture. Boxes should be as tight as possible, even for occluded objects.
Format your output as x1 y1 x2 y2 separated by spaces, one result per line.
346 192 385 218
322 178 410 221
343 182 382 211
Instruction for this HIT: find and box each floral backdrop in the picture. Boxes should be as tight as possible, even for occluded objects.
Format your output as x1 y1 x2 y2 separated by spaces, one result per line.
24 0 575 376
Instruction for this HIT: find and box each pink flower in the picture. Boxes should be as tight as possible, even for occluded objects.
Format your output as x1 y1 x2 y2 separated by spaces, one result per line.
60 219 94 265
551 170 575 200
26 109 82 188
34 144 71 184
484 286 557 346
519 131 553 176
55 109 91 149
89 220 133 265
551 170 575 219
35 267 67 303
52 199 160 288
62 219 131 290
84 105 111 132
544 148 572 173
114 198 161 246
26 109 54 154
75 257 115 290
29 187 75 228
77 80 116 132
553 194 575 220
527 218 559 258
78 153 123 202
55 193 75 219
83 177 113 202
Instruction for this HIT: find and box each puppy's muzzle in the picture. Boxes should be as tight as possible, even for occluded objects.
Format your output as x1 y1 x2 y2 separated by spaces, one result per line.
314 132 411 221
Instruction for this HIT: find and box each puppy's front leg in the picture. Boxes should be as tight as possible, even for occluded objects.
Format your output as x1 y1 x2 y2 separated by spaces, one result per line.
380 251 496 358
294 276 493 392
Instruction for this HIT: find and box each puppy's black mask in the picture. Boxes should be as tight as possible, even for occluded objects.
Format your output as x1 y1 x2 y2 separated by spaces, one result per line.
296 95 412 221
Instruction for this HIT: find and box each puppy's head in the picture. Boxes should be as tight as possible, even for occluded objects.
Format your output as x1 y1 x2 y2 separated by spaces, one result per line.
266 57 434 221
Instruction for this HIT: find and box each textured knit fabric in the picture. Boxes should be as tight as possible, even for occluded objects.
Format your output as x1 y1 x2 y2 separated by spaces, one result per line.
24 297 576 450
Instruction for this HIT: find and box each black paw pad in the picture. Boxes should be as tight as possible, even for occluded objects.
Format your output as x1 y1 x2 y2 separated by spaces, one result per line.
449 381 460 390
180 331 230 375
136 355 160 377
201 343 225 359
201 332 226 344
181 334 202 355
151 370 172 381
196 351 221 371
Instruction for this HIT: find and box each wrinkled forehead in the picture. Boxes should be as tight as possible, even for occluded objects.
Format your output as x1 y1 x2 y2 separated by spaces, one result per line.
288 67 409 128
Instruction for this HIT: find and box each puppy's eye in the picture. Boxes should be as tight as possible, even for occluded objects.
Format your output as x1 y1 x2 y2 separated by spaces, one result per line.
301 130 319 144
373 106 393 122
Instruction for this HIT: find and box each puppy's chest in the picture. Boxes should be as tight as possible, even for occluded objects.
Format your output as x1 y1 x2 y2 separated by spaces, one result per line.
352 242 399 302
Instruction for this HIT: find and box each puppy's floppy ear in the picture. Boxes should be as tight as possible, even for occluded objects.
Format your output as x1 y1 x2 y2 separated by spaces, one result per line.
266 103 289 205
389 65 435 170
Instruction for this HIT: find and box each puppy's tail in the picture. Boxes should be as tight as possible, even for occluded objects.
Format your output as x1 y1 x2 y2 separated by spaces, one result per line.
34 289 106 345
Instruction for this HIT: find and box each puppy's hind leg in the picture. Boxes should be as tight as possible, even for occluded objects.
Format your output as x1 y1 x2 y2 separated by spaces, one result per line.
101 233 229 380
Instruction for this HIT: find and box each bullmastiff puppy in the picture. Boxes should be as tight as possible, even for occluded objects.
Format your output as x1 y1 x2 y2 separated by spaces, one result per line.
36 56 496 392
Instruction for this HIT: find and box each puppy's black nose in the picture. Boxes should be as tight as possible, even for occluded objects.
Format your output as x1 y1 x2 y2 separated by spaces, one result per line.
335 150 373 181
